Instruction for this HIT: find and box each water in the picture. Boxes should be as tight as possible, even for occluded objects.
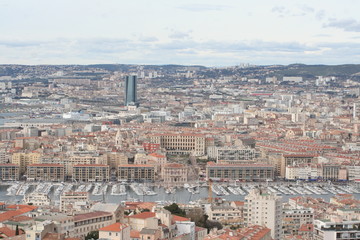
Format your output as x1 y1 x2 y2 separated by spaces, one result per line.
1 183 359 205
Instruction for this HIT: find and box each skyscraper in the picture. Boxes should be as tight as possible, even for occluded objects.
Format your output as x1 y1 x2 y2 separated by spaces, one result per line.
125 75 137 106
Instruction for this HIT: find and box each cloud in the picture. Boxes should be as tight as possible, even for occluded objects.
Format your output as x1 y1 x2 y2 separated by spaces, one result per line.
0 40 45 48
324 18 360 32
169 31 191 40
138 36 158 42
177 3 229 12
1 37 360 65
271 6 289 17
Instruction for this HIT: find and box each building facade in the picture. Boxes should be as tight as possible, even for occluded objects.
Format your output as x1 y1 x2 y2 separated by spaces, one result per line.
118 164 155 182
0 164 19 180
161 163 188 186
314 219 360 240
150 134 206 156
245 189 282 240
216 147 257 164
206 162 274 181
125 75 137 106
27 164 65 181
73 164 109 182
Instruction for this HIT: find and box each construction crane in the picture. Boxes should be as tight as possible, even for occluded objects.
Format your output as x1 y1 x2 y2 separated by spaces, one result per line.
208 178 213 204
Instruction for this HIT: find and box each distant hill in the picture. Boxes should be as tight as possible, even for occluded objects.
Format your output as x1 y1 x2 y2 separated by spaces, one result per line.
276 64 360 77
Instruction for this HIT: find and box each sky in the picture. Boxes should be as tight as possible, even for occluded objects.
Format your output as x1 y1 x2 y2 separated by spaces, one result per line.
1 0 360 66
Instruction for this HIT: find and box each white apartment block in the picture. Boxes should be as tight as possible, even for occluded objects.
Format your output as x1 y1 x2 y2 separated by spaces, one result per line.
245 188 282 240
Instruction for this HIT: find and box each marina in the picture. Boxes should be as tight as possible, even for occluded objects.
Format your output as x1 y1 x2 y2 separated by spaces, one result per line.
1 181 360 204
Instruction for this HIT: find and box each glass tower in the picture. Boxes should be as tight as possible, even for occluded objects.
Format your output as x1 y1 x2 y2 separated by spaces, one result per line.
125 75 137 106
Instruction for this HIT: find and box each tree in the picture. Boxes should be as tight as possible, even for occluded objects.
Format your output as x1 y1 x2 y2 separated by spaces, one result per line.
186 208 208 228
85 231 99 240
15 225 19 236
164 203 186 217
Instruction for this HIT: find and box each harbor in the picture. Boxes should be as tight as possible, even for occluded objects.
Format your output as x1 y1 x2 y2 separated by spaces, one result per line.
1 181 360 204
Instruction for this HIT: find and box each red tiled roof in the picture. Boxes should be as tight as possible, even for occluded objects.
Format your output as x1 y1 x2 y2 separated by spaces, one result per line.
128 212 156 219
148 153 166 158
172 215 190 222
0 226 17 237
99 222 128 232
73 164 109 167
74 211 111 222
130 230 140 238
165 163 185 168
28 164 64 167
119 164 154 168
233 201 245 206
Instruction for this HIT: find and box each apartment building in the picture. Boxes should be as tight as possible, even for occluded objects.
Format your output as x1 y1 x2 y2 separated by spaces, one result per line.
66 154 100 175
73 164 109 182
150 133 206 156
11 152 41 174
282 208 314 237
216 146 257 164
206 162 274 181
285 164 321 180
118 164 155 181
245 189 282 240
314 219 360 240
27 163 65 181
100 152 128 169
281 154 317 177
0 164 19 180
74 211 115 239
60 191 90 213
205 201 244 225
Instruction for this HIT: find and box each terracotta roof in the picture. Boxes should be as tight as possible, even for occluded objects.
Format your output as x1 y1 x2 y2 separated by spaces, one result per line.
9 215 33 222
128 212 156 219
99 222 128 232
28 164 64 167
172 215 190 222
148 153 166 158
74 211 111 222
232 201 245 206
43 233 64 240
73 164 109 167
165 163 185 168
130 230 140 238
0 226 17 237
0 164 18 167
119 164 154 168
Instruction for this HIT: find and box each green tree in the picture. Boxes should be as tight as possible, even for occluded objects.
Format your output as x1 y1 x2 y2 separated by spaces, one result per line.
164 203 186 217
85 231 99 240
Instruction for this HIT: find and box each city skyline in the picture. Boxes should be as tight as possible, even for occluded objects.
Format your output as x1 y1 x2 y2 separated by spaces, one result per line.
1 0 360 66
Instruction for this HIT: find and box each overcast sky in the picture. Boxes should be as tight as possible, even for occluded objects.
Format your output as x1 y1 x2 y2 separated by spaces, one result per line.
1 0 360 66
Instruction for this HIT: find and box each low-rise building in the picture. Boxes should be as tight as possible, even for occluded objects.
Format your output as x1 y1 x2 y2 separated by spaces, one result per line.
74 211 115 239
125 212 158 232
99 222 130 240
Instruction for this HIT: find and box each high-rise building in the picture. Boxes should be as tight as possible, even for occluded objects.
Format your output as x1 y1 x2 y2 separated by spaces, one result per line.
245 188 282 240
125 75 137 106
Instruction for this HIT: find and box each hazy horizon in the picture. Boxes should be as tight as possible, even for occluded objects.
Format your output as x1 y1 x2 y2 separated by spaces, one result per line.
1 0 360 66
